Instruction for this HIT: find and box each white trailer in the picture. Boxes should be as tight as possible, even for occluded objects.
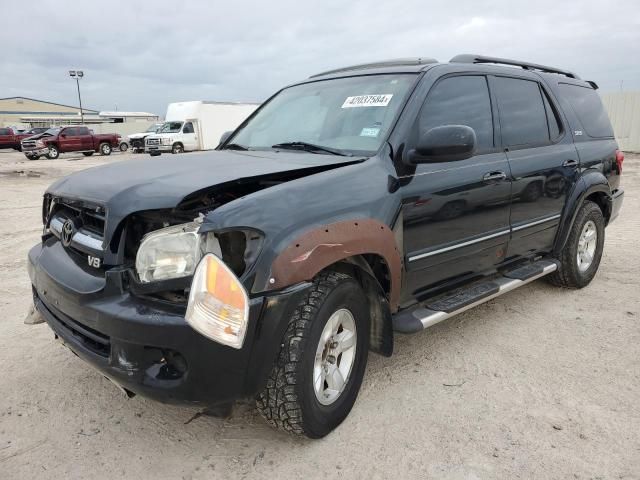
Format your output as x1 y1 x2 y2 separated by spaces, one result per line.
145 101 259 154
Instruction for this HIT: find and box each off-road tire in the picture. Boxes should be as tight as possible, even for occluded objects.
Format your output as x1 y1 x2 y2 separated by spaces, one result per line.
82 152 94 157
172 143 184 154
256 271 370 438
47 145 59 159
548 200 605 288
100 143 111 156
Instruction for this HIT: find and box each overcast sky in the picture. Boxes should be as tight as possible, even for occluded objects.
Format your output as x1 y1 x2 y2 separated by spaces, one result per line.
1 0 638 116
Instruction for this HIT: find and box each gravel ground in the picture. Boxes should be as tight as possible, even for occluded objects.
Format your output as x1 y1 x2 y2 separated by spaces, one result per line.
0 149 638 479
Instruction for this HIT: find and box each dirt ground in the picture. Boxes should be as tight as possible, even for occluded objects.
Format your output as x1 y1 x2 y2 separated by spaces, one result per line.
0 149 638 480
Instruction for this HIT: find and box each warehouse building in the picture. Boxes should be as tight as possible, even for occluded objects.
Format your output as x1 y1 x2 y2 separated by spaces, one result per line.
0 97 158 129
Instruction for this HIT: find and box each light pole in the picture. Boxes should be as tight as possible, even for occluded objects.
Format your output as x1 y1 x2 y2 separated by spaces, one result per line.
69 70 85 125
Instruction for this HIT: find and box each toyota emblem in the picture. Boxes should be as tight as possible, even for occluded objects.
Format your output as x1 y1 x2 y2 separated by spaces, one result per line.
61 219 75 247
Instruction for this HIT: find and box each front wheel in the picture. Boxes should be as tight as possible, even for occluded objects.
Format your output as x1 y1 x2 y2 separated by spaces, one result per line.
47 145 59 159
172 143 184 154
548 200 605 288
256 271 370 438
100 143 112 156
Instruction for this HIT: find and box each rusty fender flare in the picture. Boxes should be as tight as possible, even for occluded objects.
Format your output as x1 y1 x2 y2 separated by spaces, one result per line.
269 219 402 311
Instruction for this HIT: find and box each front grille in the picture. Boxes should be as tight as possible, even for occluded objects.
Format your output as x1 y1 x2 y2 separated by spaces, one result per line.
22 140 36 149
36 292 111 358
54 201 105 238
146 138 160 146
49 200 106 259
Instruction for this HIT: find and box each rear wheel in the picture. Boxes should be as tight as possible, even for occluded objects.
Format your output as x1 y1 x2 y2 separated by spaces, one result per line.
82 152 94 157
548 201 605 288
256 271 370 438
47 145 59 159
100 143 112 156
172 143 184 154
119 142 129 152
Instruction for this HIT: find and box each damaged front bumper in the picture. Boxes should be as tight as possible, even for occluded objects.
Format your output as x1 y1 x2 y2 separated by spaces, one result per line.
27 238 311 407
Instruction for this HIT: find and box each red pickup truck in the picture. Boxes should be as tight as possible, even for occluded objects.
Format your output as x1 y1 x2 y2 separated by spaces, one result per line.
0 127 48 150
20 126 121 160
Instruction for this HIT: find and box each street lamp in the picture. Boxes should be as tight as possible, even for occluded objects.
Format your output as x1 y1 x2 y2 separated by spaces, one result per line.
69 70 85 125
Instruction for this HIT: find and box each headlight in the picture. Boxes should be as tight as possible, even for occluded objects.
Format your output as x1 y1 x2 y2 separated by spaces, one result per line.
186 253 249 349
161 138 172 145
135 222 202 283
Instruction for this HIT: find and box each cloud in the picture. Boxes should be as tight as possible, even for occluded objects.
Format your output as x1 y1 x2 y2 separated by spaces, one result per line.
1 0 638 115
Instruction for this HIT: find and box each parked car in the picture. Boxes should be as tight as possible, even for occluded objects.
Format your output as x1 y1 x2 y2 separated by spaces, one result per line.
128 123 163 153
21 126 121 159
0 127 48 150
145 101 259 155
27 55 624 438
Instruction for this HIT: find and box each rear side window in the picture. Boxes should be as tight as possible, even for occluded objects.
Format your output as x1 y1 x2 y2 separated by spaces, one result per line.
494 77 549 147
77 127 90 135
0 128 11 135
419 75 494 151
183 122 194 133
559 84 614 138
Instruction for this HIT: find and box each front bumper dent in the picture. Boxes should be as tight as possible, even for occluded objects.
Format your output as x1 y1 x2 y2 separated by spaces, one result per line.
28 241 311 406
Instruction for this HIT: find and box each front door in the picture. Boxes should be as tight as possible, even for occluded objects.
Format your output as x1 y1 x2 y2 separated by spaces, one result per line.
490 75 579 257
59 127 80 152
401 75 512 305
182 121 199 151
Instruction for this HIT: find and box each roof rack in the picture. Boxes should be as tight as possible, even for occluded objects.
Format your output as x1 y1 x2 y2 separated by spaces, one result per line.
310 57 438 78
450 54 580 79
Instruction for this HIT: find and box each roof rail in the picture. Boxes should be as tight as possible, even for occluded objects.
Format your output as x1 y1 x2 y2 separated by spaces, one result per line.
450 54 580 79
310 57 438 78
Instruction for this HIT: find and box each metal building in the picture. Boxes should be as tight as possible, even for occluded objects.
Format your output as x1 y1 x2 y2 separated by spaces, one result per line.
0 96 99 128
602 91 640 152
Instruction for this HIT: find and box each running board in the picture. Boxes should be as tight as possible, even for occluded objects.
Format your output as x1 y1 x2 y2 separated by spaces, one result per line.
392 259 558 333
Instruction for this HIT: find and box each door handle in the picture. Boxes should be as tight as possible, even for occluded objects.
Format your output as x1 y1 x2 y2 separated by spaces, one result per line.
562 159 579 168
483 171 507 182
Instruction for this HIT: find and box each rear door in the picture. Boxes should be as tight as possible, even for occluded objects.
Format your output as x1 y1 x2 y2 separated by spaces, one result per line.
490 75 579 257
401 74 512 303
181 121 199 150
76 126 94 150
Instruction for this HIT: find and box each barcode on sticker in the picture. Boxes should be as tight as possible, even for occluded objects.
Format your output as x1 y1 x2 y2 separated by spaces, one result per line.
342 94 393 108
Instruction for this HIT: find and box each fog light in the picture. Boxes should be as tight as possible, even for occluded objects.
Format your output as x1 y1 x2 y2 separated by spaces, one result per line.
186 254 249 349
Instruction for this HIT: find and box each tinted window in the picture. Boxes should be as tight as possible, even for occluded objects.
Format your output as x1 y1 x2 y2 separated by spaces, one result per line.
0 128 11 135
183 122 194 134
76 127 90 135
542 90 562 140
419 76 494 151
64 128 77 135
559 84 614 138
494 77 549 146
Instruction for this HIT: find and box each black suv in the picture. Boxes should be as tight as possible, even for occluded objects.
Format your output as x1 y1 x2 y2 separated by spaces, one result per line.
27 55 624 438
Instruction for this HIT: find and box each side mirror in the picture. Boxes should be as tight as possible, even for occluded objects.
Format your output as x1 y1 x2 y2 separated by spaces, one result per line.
408 125 477 164
219 131 233 146
60 133 66 138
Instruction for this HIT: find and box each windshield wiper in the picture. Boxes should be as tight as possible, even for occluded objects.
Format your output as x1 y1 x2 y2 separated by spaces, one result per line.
271 141 348 156
224 143 249 151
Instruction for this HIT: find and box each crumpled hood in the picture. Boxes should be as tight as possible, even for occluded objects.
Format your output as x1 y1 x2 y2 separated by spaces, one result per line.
47 149 362 240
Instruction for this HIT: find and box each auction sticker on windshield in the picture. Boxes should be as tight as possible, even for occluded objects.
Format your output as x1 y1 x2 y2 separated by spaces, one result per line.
342 94 393 108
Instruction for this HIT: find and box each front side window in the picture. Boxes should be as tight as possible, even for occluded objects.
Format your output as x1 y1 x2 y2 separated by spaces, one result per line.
494 77 549 147
160 122 183 133
228 74 417 155
64 128 77 136
418 75 494 152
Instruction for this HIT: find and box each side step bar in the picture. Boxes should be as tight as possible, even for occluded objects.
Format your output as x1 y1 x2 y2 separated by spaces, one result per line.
393 259 558 333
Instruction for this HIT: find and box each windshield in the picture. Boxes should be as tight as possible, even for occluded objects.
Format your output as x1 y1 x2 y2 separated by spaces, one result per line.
159 121 183 133
44 128 60 136
227 74 417 155
146 123 162 133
